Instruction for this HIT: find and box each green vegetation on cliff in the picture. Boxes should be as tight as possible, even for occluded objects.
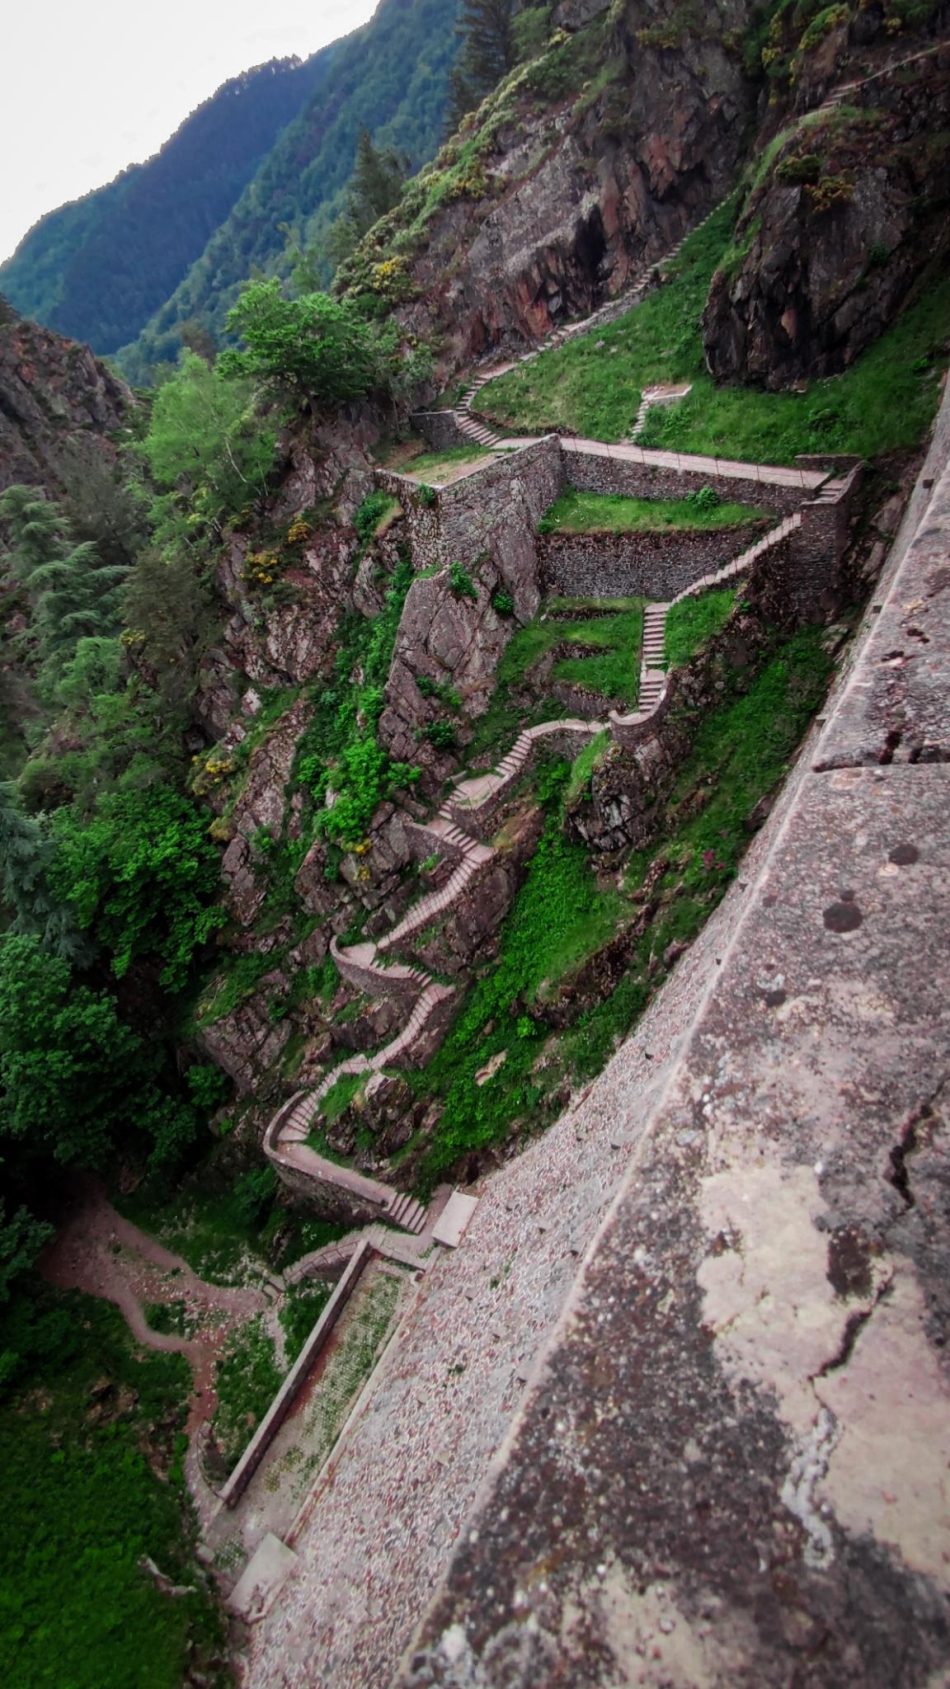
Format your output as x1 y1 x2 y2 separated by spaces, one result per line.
413 623 834 1186
0 1290 225 1689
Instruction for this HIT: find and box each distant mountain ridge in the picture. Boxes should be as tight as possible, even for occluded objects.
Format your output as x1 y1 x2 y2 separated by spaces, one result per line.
0 0 460 378
0 55 337 355
116 0 460 382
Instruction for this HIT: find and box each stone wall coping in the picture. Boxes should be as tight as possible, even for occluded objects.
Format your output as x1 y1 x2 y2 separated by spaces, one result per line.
218 1238 374 1509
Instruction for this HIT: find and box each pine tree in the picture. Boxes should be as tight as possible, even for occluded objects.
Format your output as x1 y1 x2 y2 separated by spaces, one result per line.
0 782 84 962
0 486 130 698
325 130 408 271
449 0 518 126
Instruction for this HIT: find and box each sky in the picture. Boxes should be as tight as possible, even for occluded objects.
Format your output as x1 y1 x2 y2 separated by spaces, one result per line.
0 0 378 263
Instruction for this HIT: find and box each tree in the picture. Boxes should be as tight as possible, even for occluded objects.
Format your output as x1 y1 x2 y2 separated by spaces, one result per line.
325 130 409 269
56 442 149 573
219 281 390 406
0 783 84 962
0 932 198 1173
122 545 217 717
50 783 225 990
139 350 274 526
0 933 152 1167
0 486 129 699
448 0 519 125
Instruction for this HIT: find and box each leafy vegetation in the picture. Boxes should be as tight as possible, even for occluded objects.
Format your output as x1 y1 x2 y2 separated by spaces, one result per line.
665 587 738 667
294 557 421 847
0 1287 225 1687
467 598 643 758
478 202 950 462
219 283 405 407
414 626 834 1186
539 488 769 534
212 1315 283 1471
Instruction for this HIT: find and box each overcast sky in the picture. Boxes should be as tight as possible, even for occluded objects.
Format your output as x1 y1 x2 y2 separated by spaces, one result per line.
0 0 377 263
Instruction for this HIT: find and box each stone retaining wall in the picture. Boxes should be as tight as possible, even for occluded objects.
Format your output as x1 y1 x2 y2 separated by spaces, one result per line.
539 520 767 598
329 941 423 1006
562 444 801 516
218 1241 373 1508
788 463 862 619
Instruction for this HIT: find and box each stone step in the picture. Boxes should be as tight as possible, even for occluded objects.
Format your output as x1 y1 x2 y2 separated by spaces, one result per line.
386 1192 428 1235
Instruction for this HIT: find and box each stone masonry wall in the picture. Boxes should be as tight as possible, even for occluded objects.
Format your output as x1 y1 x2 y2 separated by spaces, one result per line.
540 519 767 598
562 444 801 516
788 464 862 619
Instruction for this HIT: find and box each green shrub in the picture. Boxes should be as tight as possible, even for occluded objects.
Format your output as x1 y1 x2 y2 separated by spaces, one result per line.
354 490 398 547
492 588 515 616
449 561 479 601
425 720 458 751
776 151 821 185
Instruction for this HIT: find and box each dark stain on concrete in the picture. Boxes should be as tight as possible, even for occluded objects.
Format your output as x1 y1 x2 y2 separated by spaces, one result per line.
827 1224 874 1299
823 900 864 932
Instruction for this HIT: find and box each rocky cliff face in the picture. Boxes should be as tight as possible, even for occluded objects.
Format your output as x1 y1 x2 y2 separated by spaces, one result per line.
342 0 757 373
0 298 133 493
702 22 950 388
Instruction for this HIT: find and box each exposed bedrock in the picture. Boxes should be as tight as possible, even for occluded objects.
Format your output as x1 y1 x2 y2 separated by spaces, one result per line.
702 43 950 389
393 0 756 368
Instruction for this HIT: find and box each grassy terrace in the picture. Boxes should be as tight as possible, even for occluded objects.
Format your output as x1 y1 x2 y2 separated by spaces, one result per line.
539 488 769 534
476 201 950 464
386 445 494 485
467 597 643 760
665 586 738 667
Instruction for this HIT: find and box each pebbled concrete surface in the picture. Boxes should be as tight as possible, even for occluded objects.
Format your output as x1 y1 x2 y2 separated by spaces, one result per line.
245 400 950 1689
403 763 950 1687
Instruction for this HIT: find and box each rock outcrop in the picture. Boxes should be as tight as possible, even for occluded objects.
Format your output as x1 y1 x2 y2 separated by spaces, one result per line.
343 0 757 373
703 31 950 388
0 298 132 493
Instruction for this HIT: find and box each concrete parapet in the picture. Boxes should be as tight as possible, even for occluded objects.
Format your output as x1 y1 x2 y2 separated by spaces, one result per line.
218 1241 374 1509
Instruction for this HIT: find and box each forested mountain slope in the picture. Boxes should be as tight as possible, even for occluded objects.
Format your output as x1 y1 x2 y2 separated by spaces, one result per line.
116 0 460 381
0 56 335 355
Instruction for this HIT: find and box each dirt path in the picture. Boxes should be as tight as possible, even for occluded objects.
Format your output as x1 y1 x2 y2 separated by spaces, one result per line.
41 1182 270 1440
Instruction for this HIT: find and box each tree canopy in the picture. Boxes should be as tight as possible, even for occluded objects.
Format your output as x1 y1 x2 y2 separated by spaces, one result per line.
219 282 392 405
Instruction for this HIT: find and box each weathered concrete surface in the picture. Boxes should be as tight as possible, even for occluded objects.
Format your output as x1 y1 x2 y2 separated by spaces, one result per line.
402 761 950 1687
243 405 950 1689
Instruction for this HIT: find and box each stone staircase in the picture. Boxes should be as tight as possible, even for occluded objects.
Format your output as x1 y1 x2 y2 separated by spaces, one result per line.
639 602 669 712
629 383 693 442
448 197 731 445
265 495 809 1230
611 513 802 732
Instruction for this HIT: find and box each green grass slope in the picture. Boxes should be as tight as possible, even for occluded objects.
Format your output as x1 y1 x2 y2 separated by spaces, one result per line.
478 201 950 463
